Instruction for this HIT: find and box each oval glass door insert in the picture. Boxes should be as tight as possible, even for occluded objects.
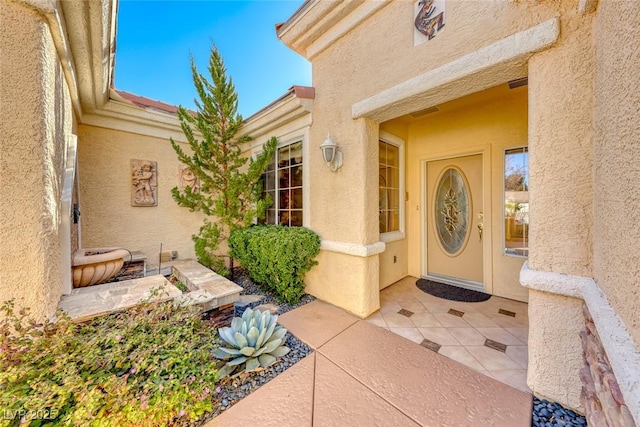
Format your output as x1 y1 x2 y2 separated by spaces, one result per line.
434 167 470 254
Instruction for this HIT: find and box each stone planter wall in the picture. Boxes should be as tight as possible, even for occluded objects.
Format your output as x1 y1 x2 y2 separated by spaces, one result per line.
580 304 636 427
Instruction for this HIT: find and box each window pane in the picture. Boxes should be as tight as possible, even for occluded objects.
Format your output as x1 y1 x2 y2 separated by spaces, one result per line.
290 141 302 165
379 140 400 233
388 166 399 189
278 145 291 167
504 147 529 256
291 165 303 187
291 188 303 209
379 140 389 166
267 209 276 225
291 210 303 227
278 167 290 188
278 210 290 226
279 189 290 210
265 171 275 191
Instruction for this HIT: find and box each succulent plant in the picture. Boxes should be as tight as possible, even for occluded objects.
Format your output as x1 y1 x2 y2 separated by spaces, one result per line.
213 307 290 377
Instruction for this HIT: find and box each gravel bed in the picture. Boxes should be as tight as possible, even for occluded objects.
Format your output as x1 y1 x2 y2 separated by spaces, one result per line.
232 268 316 314
177 269 314 426
532 397 587 426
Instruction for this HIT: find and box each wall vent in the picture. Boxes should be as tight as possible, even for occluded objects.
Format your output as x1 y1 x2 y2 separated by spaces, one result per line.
508 77 528 89
411 105 440 118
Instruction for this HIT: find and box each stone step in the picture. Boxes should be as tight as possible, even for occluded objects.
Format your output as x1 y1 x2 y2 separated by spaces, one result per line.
58 275 181 322
171 260 243 311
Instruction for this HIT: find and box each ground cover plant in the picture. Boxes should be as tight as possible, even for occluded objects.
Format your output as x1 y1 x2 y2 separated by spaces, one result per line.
0 298 219 426
229 225 321 304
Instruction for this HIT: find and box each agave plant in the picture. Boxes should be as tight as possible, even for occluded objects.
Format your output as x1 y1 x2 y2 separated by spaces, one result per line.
213 307 290 377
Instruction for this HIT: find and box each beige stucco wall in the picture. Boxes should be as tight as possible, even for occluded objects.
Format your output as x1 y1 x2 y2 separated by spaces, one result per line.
592 0 640 348
403 85 529 302
525 3 595 410
77 125 206 266
0 1 73 319
527 291 584 412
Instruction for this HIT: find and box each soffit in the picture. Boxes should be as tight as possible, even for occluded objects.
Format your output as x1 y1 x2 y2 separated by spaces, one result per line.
277 0 391 59
60 0 117 115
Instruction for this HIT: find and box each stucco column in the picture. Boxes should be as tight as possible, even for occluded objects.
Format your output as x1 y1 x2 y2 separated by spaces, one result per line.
0 1 72 320
526 8 595 411
304 117 381 318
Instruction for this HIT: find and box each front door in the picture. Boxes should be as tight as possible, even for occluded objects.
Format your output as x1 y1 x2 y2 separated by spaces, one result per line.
426 154 484 290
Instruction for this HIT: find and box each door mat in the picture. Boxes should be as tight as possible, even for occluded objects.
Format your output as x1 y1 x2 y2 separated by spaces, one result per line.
416 278 491 302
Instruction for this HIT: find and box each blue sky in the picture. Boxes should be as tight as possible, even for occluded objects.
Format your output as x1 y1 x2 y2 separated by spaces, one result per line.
114 1 310 118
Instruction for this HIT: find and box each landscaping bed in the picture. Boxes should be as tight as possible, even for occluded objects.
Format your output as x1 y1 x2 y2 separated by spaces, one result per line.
1 268 315 427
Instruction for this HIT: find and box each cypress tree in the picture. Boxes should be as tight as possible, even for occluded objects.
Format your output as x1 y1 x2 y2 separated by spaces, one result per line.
170 45 277 276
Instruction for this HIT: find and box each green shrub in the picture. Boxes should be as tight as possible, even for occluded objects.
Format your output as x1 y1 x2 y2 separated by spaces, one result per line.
213 307 290 377
0 299 219 426
229 225 320 304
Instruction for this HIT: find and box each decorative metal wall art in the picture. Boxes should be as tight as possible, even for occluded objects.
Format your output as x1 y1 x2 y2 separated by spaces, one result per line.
435 168 470 254
414 0 446 46
131 159 158 206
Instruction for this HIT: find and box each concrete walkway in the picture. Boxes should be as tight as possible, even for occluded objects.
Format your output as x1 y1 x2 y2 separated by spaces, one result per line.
207 301 532 426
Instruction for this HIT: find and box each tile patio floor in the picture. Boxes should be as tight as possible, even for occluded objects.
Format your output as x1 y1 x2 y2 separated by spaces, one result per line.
368 276 530 393
207 299 532 426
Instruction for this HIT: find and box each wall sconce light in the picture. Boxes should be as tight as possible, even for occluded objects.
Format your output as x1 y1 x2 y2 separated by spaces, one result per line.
319 133 343 172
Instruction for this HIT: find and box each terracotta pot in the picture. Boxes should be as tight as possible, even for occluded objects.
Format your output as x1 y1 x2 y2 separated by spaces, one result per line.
72 247 129 288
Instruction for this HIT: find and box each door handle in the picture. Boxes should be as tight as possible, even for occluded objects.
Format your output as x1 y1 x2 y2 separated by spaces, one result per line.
477 212 484 242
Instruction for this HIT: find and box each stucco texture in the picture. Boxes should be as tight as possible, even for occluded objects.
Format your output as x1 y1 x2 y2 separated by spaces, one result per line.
527 6 594 277
527 290 584 412
524 3 597 410
0 1 72 320
304 250 380 318
77 125 206 266
592 0 640 348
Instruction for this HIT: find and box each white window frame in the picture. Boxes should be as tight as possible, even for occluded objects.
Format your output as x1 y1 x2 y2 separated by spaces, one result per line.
379 131 405 243
255 135 308 227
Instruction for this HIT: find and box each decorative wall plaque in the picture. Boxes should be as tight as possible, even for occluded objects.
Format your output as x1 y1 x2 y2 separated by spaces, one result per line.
131 159 158 206
414 0 446 46
178 165 200 194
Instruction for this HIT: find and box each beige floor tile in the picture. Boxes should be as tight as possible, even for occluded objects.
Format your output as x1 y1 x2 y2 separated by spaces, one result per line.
319 321 532 426
488 314 529 329
420 300 455 313
417 327 460 346
447 301 481 314
438 345 486 371
461 312 500 328
365 311 387 328
313 354 421 427
505 346 529 369
395 299 428 313
433 312 471 327
389 327 425 344
489 369 531 394
447 327 487 346
278 301 358 349
466 346 522 370
206 354 315 427
476 327 524 345
408 311 442 328
505 327 529 343
382 312 415 328
380 301 403 314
